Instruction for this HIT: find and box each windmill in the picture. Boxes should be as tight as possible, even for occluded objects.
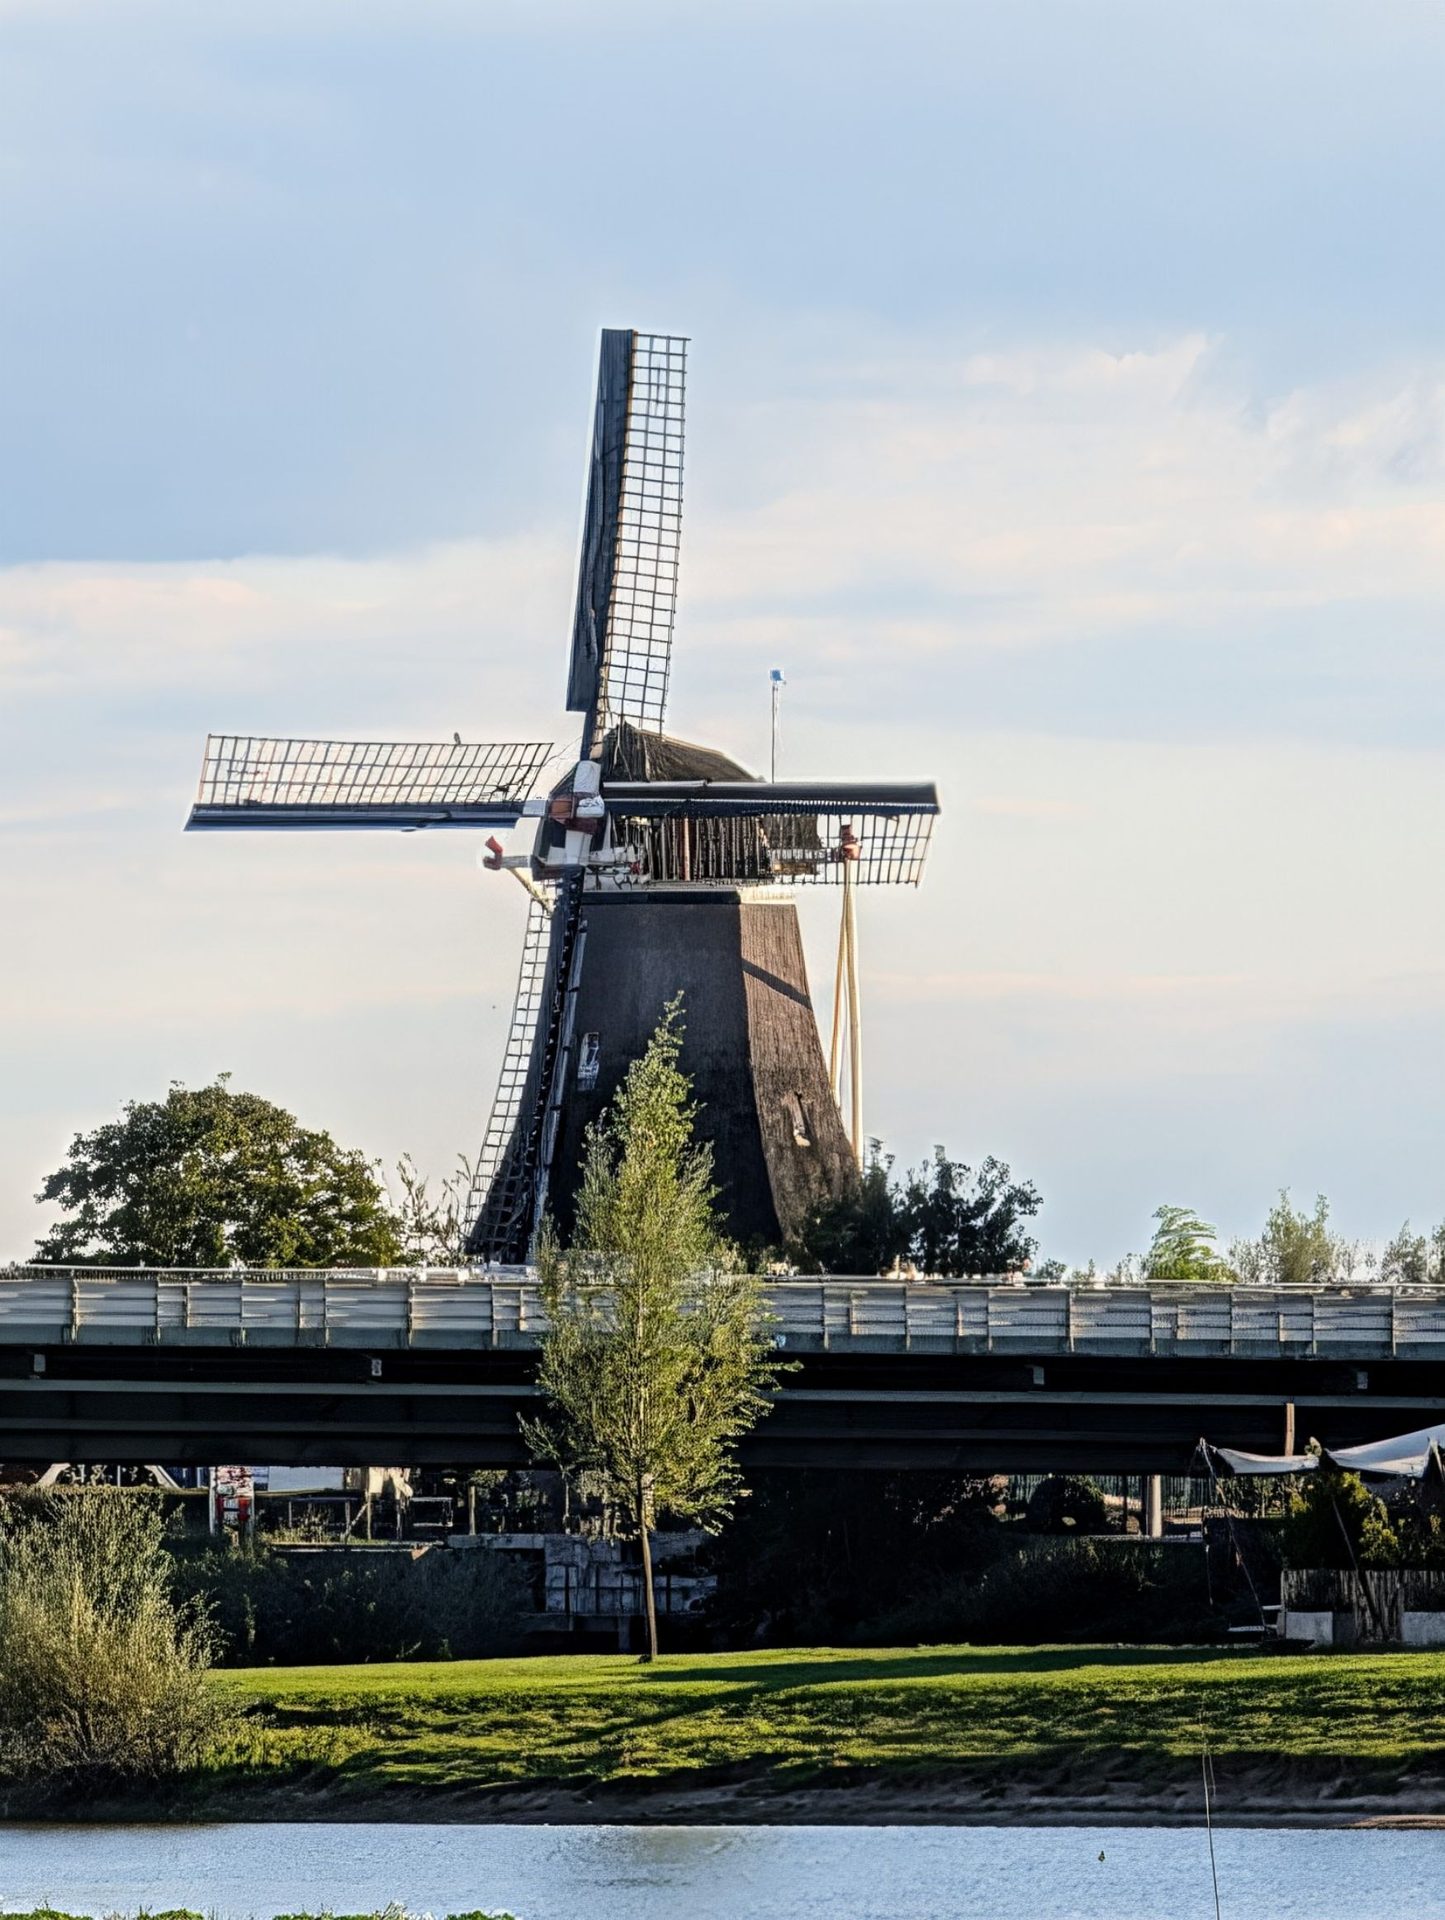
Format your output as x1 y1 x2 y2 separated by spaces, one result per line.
186 330 939 1260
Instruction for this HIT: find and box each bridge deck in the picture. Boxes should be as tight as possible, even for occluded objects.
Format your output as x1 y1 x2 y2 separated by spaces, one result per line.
4 1269 1444 1471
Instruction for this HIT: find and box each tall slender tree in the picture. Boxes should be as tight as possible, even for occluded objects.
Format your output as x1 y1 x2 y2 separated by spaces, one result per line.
524 1001 784 1661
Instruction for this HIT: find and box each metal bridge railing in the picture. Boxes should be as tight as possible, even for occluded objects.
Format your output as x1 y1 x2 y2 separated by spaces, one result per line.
3 1268 1445 1356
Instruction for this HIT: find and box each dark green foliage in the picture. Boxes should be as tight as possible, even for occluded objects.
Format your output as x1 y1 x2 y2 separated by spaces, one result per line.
706 1468 1010 1642
1282 1465 1386 1570
789 1148 1041 1276
871 1539 1215 1645
1024 1474 1109 1534
169 1543 526 1664
1282 1465 1445 1571
35 1076 402 1267
788 1161 902 1275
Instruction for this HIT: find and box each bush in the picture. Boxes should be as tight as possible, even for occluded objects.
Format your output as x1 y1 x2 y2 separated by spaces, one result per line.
170 1542 527 1664
705 1468 1009 1644
0 1489 228 1789
871 1538 1216 1644
1023 1475 1109 1534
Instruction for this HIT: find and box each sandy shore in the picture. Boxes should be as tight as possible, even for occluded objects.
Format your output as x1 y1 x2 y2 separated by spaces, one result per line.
10 1767 1445 1829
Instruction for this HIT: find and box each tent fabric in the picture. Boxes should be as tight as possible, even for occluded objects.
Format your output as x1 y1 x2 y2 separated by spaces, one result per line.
1327 1424 1445 1480
1205 1425 1445 1482
1211 1445 1318 1477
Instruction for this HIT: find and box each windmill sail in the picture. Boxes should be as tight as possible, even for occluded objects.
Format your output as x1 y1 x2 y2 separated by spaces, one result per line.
465 871 587 1262
187 735 552 831
602 778 939 887
464 881 557 1248
567 331 686 749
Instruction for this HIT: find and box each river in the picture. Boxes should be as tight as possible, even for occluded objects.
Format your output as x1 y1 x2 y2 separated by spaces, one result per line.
2 1822 1444 1919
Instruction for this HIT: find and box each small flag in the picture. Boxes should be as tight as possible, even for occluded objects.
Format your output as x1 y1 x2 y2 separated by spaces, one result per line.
770 667 785 685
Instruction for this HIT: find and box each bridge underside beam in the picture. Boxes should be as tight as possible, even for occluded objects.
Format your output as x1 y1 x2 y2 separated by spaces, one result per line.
3 1345 1443 1474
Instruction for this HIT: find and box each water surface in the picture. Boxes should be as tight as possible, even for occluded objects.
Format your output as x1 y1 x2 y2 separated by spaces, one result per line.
3 1821 1444 1920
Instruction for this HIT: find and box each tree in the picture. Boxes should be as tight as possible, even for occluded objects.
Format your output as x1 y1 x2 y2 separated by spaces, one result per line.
1143 1205 1234 1283
787 1157 902 1275
1379 1220 1445 1287
524 1002 784 1662
0 1489 228 1788
789 1147 1041 1276
1230 1190 1338 1287
900 1151 1042 1276
35 1076 402 1267
389 1152 479 1266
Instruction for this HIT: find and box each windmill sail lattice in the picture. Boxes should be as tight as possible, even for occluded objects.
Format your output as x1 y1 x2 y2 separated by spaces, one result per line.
464 884 556 1241
568 332 686 748
191 735 552 831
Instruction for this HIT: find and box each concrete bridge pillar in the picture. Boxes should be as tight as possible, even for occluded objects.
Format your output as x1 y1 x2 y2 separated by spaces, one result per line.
1144 1474 1164 1538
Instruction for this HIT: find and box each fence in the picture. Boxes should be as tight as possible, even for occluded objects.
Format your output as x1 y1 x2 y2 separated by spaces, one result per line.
1280 1567 1445 1644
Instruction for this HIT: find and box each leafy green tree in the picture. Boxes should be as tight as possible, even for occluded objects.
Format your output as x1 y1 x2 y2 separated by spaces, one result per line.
1143 1204 1234 1283
1230 1190 1338 1287
790 1147 1041 1276
901 1151 1042 1275
524 1002 784 1662
35 1077 402 1267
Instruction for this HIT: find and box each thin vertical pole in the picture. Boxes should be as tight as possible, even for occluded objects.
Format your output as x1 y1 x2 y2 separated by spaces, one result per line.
770 668 784 781
1201 1733 1222 1920
829 896 847 1100
844 863 863 1167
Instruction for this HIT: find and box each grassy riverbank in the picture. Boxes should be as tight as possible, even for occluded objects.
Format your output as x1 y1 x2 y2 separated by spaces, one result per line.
167 1644 1445 1822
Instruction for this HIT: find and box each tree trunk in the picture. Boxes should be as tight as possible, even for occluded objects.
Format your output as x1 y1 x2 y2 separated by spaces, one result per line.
638 1506 660 1663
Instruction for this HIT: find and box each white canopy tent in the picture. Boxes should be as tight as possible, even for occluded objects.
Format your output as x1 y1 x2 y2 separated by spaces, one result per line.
1205 1422 1445 1482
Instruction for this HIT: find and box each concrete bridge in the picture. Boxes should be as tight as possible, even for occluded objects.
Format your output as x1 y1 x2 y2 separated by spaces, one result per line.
2 1265 1443 1472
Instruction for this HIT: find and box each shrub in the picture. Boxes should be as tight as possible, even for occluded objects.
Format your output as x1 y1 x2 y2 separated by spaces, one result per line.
871 1538 1216 1644
1023 1475 1109 1534
0 1489 228 1789
170 1541 527 1664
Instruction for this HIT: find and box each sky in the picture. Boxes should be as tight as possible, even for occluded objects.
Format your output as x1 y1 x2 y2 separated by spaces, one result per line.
5 0 1445 1265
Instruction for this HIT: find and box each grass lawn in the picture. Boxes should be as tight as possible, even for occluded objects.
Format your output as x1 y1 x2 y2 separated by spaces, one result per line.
202 1645 1445 1802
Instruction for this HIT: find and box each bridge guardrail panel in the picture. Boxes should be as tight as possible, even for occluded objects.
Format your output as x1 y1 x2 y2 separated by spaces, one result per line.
1394 1297 1445 1350
764 1282 826 1345
72 1274 160 1332
1071 1289 1152 1350
904 1289 958 1342
238 1278 302 1332
0 1273 72 1331
1173 1294 1232 1347
985 1286 1068 1349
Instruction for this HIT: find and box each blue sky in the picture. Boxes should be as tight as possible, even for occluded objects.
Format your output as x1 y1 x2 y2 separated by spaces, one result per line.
5 0 1445 1263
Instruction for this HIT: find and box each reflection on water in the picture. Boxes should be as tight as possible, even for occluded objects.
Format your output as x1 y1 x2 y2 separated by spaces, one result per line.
2 1821 1444 1920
